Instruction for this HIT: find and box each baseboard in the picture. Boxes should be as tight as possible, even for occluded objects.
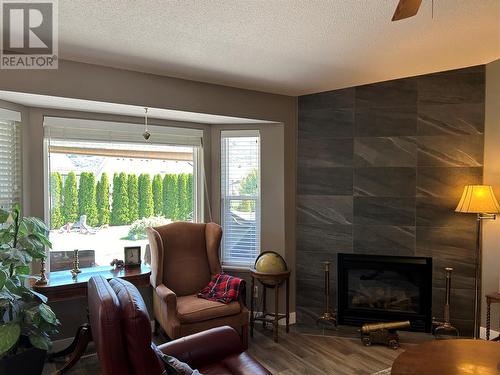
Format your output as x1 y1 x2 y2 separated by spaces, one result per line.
480 326 500 340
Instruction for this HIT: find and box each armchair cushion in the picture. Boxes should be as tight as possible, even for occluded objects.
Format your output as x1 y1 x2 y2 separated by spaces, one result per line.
177 294 241 323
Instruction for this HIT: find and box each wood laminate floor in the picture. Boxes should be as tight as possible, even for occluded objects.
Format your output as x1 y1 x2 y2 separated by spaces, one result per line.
43 326 425 375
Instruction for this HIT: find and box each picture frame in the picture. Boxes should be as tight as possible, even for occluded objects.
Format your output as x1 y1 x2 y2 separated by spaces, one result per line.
124 246 141 267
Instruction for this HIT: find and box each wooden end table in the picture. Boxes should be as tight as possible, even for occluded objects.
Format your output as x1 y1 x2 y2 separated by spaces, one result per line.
249 268 290 343
391 339 500 375
486 292 500 341
33 264 151 374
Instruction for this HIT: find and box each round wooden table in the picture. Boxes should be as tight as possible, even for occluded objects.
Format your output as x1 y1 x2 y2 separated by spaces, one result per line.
392 339 500 375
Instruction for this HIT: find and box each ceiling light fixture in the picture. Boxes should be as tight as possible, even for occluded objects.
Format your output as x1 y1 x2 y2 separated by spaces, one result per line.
143 107 151 140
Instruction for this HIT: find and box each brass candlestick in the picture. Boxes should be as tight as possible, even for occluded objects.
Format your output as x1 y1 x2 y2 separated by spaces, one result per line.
71 249 82 276
35 259 48 286
316 261 337 328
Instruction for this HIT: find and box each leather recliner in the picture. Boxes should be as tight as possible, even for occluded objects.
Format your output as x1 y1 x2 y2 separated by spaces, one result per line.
146 222 249 347
87 275 270 375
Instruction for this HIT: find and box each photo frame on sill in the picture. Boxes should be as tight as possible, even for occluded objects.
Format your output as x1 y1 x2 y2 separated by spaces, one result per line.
124 246 141 267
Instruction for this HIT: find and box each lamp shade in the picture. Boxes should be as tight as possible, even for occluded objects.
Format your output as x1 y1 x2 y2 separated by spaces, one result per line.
455 185 500 214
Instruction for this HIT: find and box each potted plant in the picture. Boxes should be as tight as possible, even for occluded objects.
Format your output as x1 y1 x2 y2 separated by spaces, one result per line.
0 204 60 375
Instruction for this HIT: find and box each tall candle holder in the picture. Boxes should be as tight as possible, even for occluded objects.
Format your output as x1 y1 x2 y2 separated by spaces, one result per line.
35 259 48 286
432 267 459 338
71 249 82 276
316 261 337 328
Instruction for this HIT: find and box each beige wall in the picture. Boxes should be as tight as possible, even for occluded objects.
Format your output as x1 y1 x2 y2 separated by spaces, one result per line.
482 58 500 331
0 59 297 337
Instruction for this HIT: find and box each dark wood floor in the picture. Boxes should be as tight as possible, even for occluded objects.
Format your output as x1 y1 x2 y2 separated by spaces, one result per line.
43 326 427 375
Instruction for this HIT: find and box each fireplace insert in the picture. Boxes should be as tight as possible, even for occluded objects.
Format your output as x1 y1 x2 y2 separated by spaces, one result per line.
337 253 432 332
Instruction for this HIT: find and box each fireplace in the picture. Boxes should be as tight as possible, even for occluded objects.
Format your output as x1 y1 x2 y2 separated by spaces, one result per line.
337 254 432 332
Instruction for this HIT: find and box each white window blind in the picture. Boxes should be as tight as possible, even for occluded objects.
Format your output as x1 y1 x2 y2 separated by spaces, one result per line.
221 130 260 266
0 118 21 210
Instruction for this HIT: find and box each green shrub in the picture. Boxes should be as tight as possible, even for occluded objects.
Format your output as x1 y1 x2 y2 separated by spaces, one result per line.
50 172 64 229
187 173 193 219
238 169 258 212
96 173 110 225
138 173 153 219
152 174 163 216
177 173 189 221
128 174 139 223
162 174 178 220
62 171 78 223
110 172 129 225
78 172 98 226
126 216 170 240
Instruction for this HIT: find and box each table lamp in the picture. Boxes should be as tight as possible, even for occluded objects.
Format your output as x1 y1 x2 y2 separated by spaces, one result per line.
455 185 500 339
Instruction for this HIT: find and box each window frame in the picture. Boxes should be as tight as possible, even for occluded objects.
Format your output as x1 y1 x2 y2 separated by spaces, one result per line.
42 120 205 271
220 130 261 267
0 114 22 211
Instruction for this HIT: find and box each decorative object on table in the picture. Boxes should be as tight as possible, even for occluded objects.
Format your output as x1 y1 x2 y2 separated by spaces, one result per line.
316 261 337 329
0 204 60 375
254 251 287 285
124 246 141 267
485 291 500 341
250 252 290 343
455 184 500 339
432 267 459 339
360 321 410 349
71 249 82 275
198 273 244 304
35 258 49 286
110 258 125 269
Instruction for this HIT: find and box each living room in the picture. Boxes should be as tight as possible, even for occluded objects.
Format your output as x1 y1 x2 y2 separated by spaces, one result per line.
0 1 499 374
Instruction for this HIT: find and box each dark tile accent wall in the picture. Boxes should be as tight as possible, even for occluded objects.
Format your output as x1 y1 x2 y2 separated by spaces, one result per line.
296 65 485 335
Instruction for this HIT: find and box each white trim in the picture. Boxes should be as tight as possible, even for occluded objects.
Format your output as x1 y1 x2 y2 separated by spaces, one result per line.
0 107 21 122
480 326 500 340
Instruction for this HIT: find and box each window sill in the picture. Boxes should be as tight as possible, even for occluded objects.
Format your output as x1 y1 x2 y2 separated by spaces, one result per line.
222 265 252 273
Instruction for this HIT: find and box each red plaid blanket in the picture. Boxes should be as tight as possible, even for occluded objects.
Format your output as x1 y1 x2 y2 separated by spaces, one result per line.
198 273 243 304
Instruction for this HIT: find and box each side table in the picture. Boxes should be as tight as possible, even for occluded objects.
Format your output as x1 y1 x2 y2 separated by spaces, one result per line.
485 291 500 341
250 268 290 342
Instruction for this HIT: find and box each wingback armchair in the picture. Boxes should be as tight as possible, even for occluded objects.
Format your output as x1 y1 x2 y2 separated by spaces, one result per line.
146 222 249 347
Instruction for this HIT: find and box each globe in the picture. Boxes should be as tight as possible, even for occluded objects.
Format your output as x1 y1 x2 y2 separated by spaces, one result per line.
254 251 287 274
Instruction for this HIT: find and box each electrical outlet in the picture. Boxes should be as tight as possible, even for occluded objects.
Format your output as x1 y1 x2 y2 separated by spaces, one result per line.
253 285 258 298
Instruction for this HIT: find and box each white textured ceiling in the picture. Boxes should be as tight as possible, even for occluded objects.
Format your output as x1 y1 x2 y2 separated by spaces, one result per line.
59 0 500 96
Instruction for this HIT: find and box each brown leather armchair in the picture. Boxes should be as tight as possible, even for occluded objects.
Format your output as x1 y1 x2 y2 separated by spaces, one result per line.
87 275 270 375
146 222 249 347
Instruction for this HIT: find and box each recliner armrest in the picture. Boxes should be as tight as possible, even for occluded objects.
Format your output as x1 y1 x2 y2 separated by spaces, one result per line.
157 326 244 369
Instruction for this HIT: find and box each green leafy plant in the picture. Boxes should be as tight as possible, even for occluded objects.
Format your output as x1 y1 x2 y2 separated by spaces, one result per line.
96 173 110 226
110 172 129 225
0 204 59 358
127 174 139 224
152 174 163 216
125 216 170 240
78 172 98 226
138 173 153 219
162 174 178 220
49 172 64 229
62 171 78 223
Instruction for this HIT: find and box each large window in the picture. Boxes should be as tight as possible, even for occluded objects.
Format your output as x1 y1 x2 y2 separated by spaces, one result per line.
44 117 202 270
221 130 260 266
0 109 22 211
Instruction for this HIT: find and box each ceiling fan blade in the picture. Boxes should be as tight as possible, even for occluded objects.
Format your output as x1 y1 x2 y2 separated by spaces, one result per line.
392 0 423 21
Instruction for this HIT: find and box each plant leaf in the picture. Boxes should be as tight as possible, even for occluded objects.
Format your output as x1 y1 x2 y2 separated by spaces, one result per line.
30 290 48 304
0 323 21 356
0 270 6 289
29 334 50 351
39 303 57 324
0 209 9 224
14 265 30 275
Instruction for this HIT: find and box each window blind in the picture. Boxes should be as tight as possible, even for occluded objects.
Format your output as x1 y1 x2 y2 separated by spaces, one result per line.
0 118 21 210
221 130 260 266
43 116 203 147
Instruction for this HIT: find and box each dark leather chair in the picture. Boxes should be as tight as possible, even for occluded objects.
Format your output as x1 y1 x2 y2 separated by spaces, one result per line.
146 222 249 347
87 275 270 375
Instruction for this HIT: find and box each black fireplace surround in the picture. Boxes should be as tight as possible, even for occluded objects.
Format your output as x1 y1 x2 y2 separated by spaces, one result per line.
338 254 432 332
